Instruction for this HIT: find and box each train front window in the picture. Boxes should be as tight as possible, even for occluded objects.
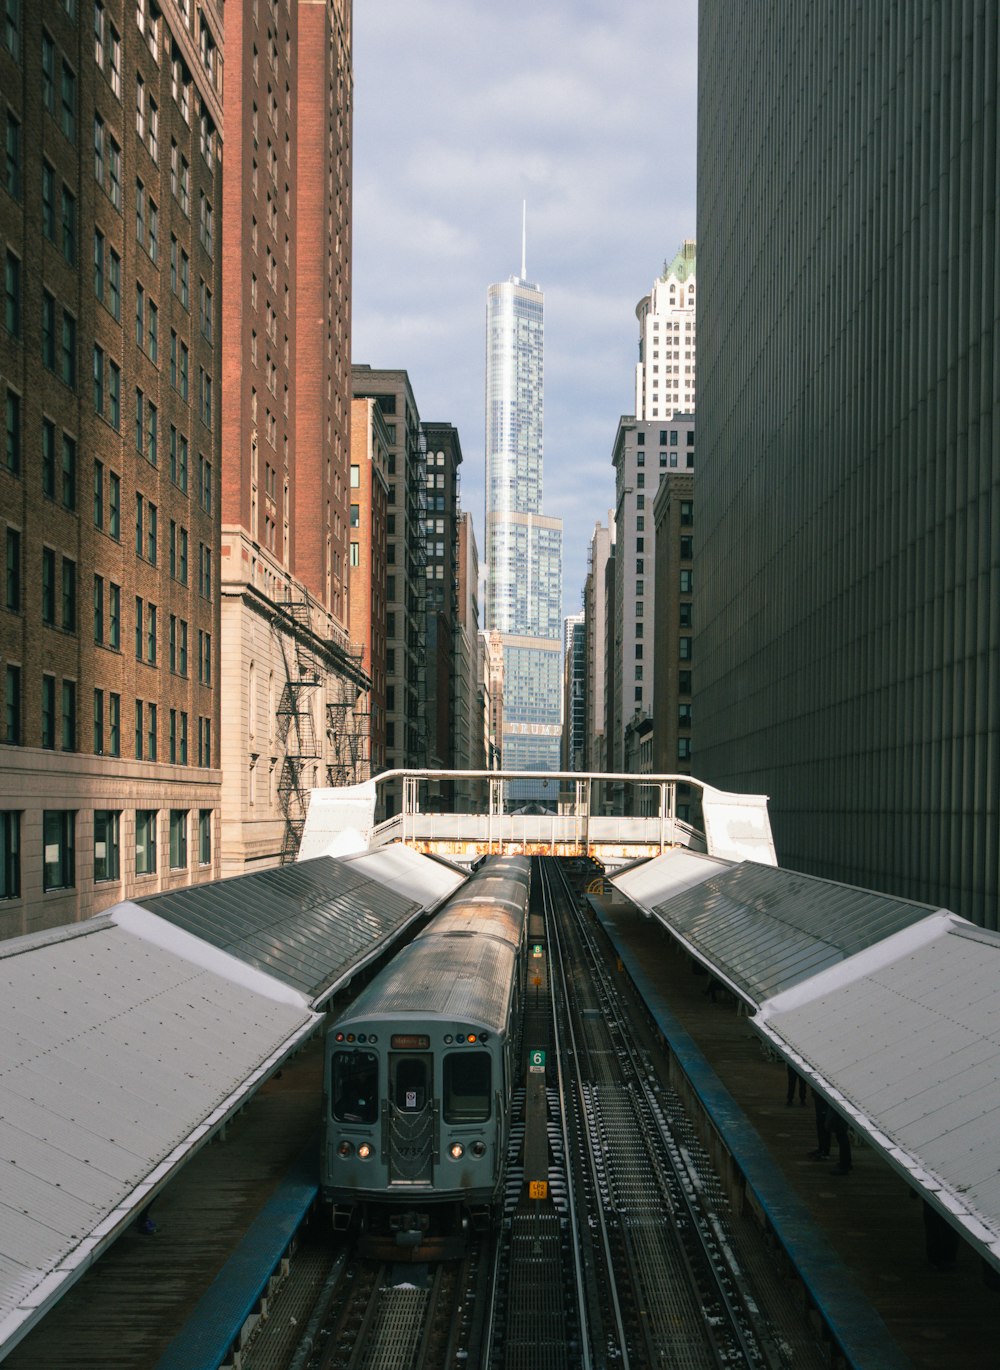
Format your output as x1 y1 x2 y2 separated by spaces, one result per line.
443 1052 491 1123
331 1050 378 1123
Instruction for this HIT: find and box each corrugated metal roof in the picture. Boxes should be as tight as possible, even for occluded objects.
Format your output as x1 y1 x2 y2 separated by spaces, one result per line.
337 934 518 1034
611 849 731 908
138 855 422 1006
341 845 466 909
756 917 1000 1268
0 920 317 1358
642 862 939 1006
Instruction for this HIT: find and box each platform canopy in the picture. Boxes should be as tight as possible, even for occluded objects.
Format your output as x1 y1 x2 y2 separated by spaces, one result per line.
0 916 319 1362
340 843 466 910
616 857 942 1008
755 915 1000 1272
136 854 428 1007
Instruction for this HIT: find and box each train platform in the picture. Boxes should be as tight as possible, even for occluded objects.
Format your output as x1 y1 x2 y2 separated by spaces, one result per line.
592 892 1000 1370
4 1038 324 1370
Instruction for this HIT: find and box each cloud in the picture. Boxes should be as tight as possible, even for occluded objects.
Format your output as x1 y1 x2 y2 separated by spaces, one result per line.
351 0 698 613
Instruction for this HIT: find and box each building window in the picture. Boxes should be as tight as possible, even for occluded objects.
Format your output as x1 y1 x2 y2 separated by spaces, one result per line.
147 701 157 760
41 547 56 624
350 541 359 567
198 809 211 864
134 697 143 757
5 109 21 199
169 809 187 868
679 603 692 628
6 526 20 611
679 636 692 661
680 569 693 593
60 679 75 751
135 809 156 874
4 251 20 337
93 809 120 882
678 737 692 762
679 670 692 695
42 809 75 890
4 664 20 744
108 582 120 647
41 675 56 747
0 810 19 899
4 388 19 473
108 690 120 754
93 686 103 752
680 501 693 526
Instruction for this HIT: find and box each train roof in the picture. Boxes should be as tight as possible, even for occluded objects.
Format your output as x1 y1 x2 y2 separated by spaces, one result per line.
415 900 525 950
335 933 518 1035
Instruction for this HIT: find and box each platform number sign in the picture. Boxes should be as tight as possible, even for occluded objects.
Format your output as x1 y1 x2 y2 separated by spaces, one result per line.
532 943 543 958
529 1049 546 1073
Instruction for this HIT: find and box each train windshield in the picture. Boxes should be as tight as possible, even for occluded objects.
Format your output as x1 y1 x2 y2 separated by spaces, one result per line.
443 1051 491 1123
331 1049 378 1123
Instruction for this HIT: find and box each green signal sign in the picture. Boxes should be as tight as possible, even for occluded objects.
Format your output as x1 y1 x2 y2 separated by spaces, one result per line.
532 943 543 958
529 1049 546 1072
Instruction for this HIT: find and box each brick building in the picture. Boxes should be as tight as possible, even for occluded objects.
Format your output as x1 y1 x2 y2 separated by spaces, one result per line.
0 0 224 937
219 0 366 872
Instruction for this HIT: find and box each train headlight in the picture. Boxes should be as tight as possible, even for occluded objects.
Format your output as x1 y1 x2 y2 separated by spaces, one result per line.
448 1142 464 1160
337 1141 354 1158
357 1142 373 1160
471 1141 486 1159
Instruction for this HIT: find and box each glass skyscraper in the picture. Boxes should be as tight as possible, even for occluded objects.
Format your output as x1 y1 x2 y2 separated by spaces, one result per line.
485 255 563 800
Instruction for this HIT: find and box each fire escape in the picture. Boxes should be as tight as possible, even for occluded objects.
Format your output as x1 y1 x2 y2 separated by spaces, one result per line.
276 597 368 864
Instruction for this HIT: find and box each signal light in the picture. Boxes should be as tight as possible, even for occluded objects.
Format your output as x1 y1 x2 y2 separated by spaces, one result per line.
357 1142 373 1160
337 1141 353 1158
335 1032 344 1042
448 1142 464 1160
471 1141 486 1158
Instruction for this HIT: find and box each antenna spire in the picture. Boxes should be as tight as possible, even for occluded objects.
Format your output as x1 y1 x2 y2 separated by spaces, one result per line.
521 200 527 279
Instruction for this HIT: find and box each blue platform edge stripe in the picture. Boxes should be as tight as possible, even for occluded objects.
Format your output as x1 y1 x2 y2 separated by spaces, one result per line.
591 897 910 1370
155 1150 319 1370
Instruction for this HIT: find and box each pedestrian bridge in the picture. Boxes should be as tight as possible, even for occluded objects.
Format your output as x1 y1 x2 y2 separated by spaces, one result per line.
298 770 777 870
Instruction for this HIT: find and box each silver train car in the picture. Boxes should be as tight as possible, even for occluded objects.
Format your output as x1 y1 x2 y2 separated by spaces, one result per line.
322 855 530 1254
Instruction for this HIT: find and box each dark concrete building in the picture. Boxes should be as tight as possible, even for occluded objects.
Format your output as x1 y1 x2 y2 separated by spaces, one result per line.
697 1 1000 928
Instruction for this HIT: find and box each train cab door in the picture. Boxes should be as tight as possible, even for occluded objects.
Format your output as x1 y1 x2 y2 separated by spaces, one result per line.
386 1052 435 1185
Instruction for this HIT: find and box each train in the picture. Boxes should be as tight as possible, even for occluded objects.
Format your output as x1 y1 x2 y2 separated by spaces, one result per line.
321 854 530 1255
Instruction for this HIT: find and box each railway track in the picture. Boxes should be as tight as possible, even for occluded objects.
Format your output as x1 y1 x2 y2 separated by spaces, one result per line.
529 857 795 1368
251 856 827 1370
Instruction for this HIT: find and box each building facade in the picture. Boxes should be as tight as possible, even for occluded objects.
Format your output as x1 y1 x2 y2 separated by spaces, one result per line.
484 260 563 798
0 0 224 936
349 396 390 779
652 469 694 794
610 414 695 798
634 241 697 421
561 611 585 774
219 0 365 872
422 421 461 809
452 511 482 808
351 366 427 815
697 1 1000 928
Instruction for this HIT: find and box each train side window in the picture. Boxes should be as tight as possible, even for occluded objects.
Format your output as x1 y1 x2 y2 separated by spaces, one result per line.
443 1052 491 1123
331 1050 378 1123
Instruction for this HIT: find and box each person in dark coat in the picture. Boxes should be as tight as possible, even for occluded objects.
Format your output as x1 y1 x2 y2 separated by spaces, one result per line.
807 1089 831 1160
786 1064 807 1106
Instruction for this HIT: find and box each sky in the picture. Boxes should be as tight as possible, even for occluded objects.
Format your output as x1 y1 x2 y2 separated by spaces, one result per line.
350 0 698 617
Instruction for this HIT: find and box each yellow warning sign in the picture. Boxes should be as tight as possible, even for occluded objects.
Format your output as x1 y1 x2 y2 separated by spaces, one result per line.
587 877 605 893
529 1180 548 1200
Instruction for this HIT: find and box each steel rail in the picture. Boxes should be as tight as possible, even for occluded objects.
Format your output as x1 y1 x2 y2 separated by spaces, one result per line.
541 858 628 1370
559 860 784 1369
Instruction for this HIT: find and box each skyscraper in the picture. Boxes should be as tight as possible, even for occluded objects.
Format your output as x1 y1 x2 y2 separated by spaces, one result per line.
484 223 563 800
634 242 697 421
697 1 1000 930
